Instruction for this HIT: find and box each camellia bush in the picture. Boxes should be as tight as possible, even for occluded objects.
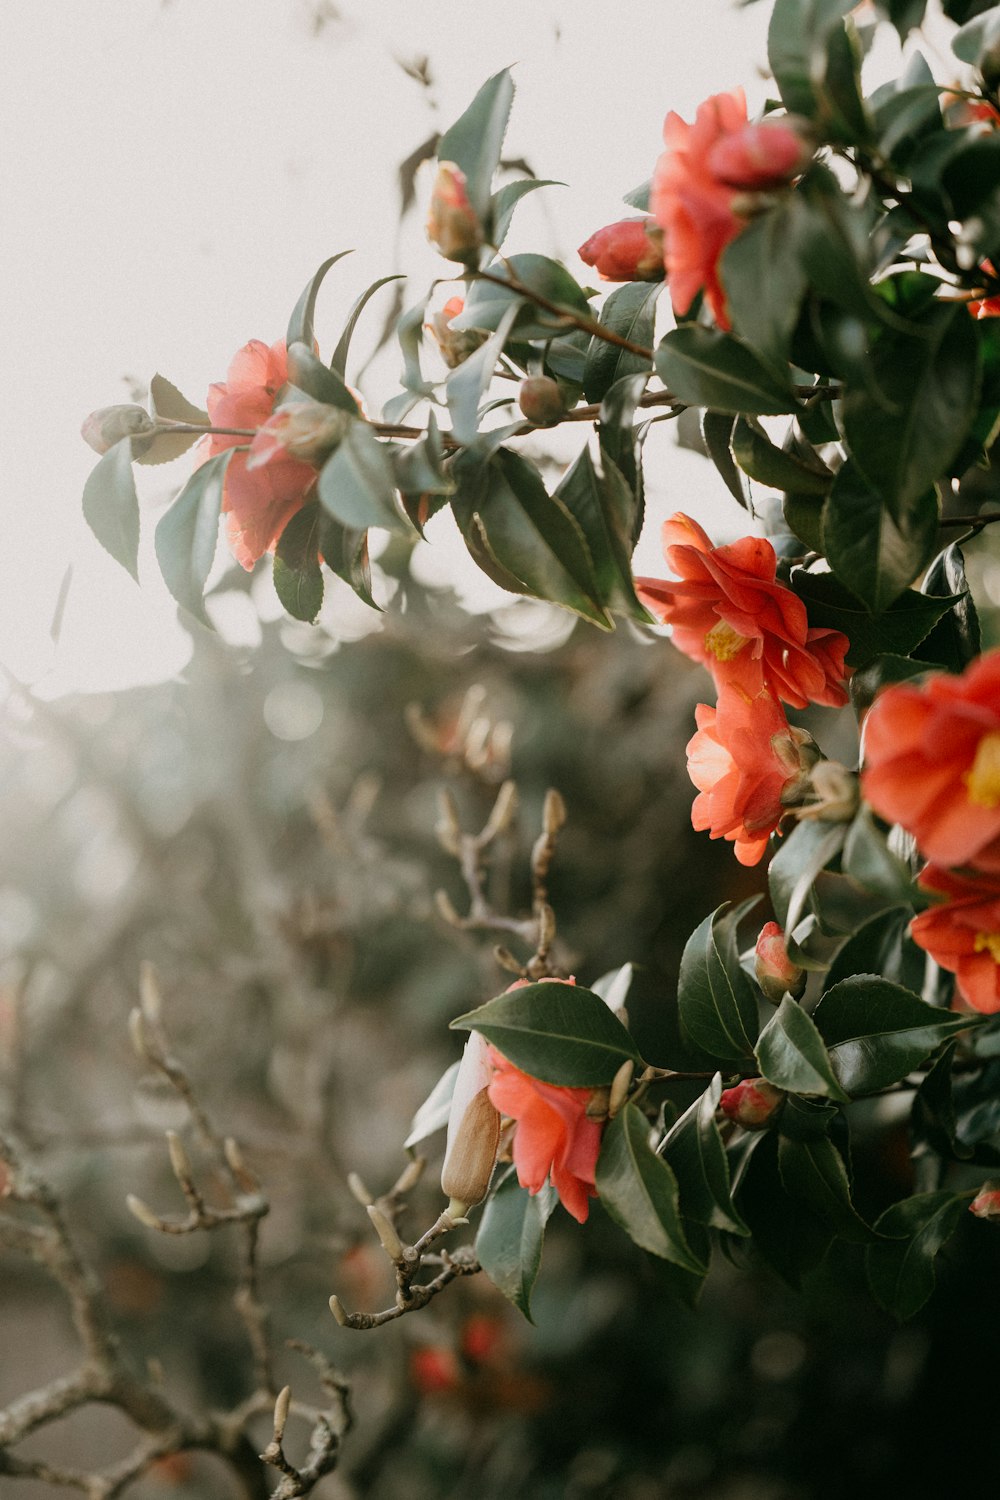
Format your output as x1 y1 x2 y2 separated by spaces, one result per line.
12 0 1000 1492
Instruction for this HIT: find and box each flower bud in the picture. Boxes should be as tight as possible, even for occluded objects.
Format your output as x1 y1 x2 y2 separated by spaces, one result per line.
517 376 567 427
427 162 485 263
719 1078 785 1130
708 118 813 192
970 1181 1000 1221
441 1032 501 1218
578 217 665 282
755 921 806 1004
793 760 860 824
426 295 486 368
81 404 156 455
246 399 352 471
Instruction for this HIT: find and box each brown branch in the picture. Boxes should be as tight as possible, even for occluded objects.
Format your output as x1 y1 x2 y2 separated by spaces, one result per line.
472 266 655 359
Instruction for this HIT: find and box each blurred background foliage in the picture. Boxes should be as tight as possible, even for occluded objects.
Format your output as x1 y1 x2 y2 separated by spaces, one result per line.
2 525 1000 1500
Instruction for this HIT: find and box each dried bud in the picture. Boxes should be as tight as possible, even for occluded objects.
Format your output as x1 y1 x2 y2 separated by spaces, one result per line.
578 217 665 282
543 788 567 835
246 400 352 470
81 403 157 456
970 1181 1000 1221
427 162 485 263
719 1078 785 1131
608 1059 634 1119
517 376 568 428
441 1032 501 1218
755 921 806 1003
328 1294 349 1326
708 117 813 192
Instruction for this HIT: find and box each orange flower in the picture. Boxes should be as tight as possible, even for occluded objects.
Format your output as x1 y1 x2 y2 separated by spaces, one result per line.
910 865 1000 1014
202 339 317 571
635 514 850 709
487 1046 604 1224
578 217 665 282
686 686 814 865
862 650 1000 874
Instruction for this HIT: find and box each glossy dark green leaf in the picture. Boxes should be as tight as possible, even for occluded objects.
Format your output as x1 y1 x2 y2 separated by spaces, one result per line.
768 820 847 934
403 1061 460 1151
882 0 929 41
738 1133 834 1286
446 301 523 444
286 341 359 415
287 251 353 350
553 447 649 621
790 569 961 666
154 449 232 619
912 1041 975 1162
317 513 377 609
825 908 929 996
777 1134 873 1241
732 416 832 495
918 543 981 672
659 1075 750 1234
655 327 798 416
841 807 918 905
138 374 209 466
490 178 562 249
330 274 405 379
756 996 849 1101
273 502 324 623
457 254 592 344
822 461 939 613
436 68 515 226
476 1172 556 1321
318 420 409 533
598 373 649 523
596 1104 707 1272
83 439 141 581
813 977 972 1094
722 196 810 375
866 1191 965 1320
582 282 660 404
702 411 749 508
451 982 642 1087
678 904 759 1066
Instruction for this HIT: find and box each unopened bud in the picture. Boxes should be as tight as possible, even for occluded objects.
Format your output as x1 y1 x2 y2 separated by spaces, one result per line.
794 760 859 824
970 1181 1000 1221
246 400 352 470
166 1130 192 1186
367 1203 406 1261
427 162 485 263
273 1385 292 1442
81 404 157 456
517 376 568 428
709 117 813 192
719 1078 785 1130
347 1171 373 1206
481 780 518 841
329 1294 349 1326
578 217 665 282
426 295 486 368
608 1060 634 1118
441 1033 501 1216
755 921 806 1003
543 788 567 835
126 1194 164 1231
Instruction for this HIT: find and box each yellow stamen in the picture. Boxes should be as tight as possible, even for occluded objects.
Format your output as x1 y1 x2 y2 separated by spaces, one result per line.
965 731 1000 809
704 620 749 662
974 931 1000 965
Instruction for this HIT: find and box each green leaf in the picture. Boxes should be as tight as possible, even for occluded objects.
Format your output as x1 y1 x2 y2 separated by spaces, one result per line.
596 1104 707 1272
83 439 140 581
737 1133 834 1286
391 288 435 399
451 982 642 1087
790 569 961 666
436 68 515 228
841 807 918 905
138 374 209 466
457 254 593 343
825 908 929 995
732 416 832 496
783 493 825 551
840 301 980 518
655 327 798 416
286 341 359 415
273 502 324 623
598 372 650 521
777 1134 873 1241
318 420 409 533
823 461 939 613
848 651 938 715
154 450 232 620
450 446 611 627
918 542 981 672
912 1041 975 1162
623 178 651 212
490 179 562 249
813 977 972 1095
446 301 523 445
391 411 455 507
403 1061 460 1152
866 1191 965 1319
678 904 759 1066
756 996 850 1102
317 513 377 609
330 274 405 380
659 1075 750 1234
702 411 749 509
287 251 353 350
952 5 1000 64
583 282 660 405
767 0 860 125
476 1172 556 1321
722 196 810 375
553 447 649 621
768 820 847 934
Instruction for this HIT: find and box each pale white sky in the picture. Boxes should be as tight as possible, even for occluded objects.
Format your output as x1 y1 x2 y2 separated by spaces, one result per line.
0 0 916 694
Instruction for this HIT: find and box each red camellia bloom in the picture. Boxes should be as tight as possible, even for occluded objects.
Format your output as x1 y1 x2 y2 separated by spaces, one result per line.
686 686 814 865
202 339 318 571
487 1047 604 1224
910 865 1000 1014
862 650 1000 873
635 513 850 709
707 118 811 191
578 217 665 282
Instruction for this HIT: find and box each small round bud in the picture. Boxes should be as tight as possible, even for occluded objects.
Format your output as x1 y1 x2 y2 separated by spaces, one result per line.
719 1078 785 1131
755 921 806 1004
81 404 156 456
517 376 567 427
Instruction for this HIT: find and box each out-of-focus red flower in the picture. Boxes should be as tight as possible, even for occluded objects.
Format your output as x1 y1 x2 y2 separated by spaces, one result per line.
910 865 1000 1014
487 1040 605 1225
427 162 484 262
719 1078 785 1129
635 513 850 709
968 262 1000 318
862 650 1000 874
246 399 351 471
460 1313 506 1365
578 217 665 282
410 1346 461 1394
707 118 812 191
755 921 806 1002
202 339 317 570
970 1181 1000 1220
686 686 814 866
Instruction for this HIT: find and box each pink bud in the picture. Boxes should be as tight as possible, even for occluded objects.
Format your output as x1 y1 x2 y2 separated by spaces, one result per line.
517 376 567 428
708 119 813 192
719 1078 785 1130
970 1182 1000 1221
81 404 156 455
246 399 352 470
426 296 487 368
427 162 485 263
578 218 665 282
755 922 806 1003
